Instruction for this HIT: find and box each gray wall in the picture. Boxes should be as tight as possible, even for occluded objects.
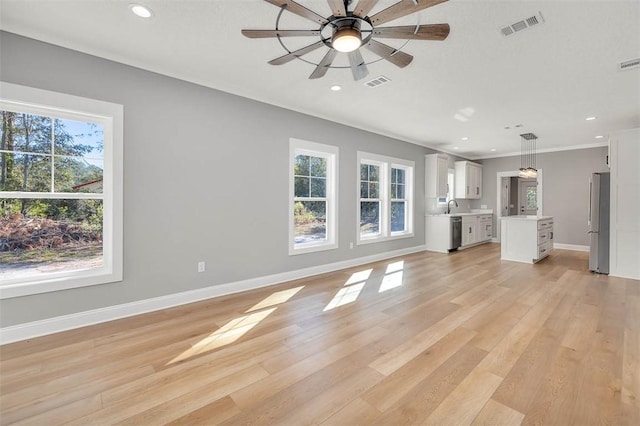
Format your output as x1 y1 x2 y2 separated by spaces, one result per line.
0 32 443 327
473 147 609 246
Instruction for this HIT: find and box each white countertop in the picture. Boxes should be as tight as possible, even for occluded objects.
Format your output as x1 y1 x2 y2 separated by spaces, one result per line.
426 209 493 218
501 215 553 221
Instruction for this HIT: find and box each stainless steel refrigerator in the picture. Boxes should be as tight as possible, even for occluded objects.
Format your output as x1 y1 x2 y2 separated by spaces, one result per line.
588 172 610 274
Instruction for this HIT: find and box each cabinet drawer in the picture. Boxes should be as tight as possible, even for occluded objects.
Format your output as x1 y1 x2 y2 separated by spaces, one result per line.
538 230 549 243
538 242 551 259
538 220 553 230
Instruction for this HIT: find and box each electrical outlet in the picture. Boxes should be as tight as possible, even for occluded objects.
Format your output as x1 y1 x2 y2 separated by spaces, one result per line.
198 261 205 273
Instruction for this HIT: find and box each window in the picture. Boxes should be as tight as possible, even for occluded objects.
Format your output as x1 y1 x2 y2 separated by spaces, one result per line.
289 139 338 255
357 152 414 244
360 162 381 238
0 82 123 299
446 169 455 203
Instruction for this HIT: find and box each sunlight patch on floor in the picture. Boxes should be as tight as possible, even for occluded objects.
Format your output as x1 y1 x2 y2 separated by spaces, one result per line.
246 286 304 312
379 261 404 293
167 285 307 365
323 282 366 311
345 268 373 285
168 308 277 364
323 268 373 311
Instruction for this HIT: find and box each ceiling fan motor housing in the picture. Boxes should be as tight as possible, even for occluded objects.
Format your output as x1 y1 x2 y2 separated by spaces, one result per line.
331 17 363 52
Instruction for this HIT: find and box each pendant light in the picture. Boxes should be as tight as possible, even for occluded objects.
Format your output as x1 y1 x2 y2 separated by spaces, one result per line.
519 133 538 178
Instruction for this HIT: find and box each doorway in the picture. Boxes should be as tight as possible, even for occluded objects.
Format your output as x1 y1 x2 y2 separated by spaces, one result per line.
495 169 543 241
518 179 538 215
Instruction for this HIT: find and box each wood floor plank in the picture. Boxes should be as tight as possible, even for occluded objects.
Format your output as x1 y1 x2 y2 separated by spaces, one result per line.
320 398 380 426
166 396 241 426
472 398 525 425
622 328 639 408
372 344 489 424
10 393 103 426
230 325 388 409
0 247 637 425
369 285 508 376
476 272 569 378
116 365 267 425
70 364 268 425
362 326 477 412
424 367 503 425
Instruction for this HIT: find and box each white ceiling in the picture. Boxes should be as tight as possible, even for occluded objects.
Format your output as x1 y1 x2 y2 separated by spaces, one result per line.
1 0 639 159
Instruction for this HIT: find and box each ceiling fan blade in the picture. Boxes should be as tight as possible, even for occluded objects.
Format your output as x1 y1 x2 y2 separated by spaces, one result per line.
268 41 326 65
364 39 413 68
348 50 369 80
309 49 338 79
264 0 329 25
327 0 347 17
373 24 450 40
242 29 321 38
353 0 379 18
370 0 448 26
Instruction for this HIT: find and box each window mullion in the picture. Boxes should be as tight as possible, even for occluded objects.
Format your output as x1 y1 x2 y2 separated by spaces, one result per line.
50 118 55 193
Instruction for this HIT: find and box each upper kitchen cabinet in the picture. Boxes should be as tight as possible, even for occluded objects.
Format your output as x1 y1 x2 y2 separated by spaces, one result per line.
455 161 483 199
425 154 449 199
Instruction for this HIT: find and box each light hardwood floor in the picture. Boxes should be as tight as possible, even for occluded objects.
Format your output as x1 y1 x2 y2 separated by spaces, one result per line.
1 244 638 425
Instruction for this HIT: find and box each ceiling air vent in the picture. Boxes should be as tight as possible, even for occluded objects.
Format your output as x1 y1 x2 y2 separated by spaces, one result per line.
618 58 640 71
500 12 545 37
364 75 391 88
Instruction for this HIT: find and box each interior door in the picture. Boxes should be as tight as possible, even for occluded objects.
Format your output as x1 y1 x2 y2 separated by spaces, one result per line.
500 177 510 217
519 179 537 215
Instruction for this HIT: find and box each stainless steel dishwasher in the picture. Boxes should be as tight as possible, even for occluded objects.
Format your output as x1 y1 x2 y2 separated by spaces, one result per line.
450 216 462 251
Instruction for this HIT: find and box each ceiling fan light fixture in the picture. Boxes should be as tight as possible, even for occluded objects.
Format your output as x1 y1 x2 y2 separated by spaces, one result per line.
332 28 362 53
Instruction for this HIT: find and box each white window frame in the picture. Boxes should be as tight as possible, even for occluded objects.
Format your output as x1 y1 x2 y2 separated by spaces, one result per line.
357 152 414 245
289 138 338 255
0 82 123 299
445 168 455 203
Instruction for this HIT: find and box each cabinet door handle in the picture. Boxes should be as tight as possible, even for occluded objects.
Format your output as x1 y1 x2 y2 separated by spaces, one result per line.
476 187 479 195
467 185 469 195
550 231 554 239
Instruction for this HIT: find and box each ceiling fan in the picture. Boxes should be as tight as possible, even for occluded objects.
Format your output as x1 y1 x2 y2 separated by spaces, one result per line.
241 0 450 80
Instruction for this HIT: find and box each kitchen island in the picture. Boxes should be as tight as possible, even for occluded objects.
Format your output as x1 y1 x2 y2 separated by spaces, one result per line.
501 215 554 263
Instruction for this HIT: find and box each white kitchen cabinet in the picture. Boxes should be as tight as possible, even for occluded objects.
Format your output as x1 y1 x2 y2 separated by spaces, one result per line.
454 161 482 199
425 154 448 199
425 215 453 253
427 212 493 252
461 216 477 246
501 216 554 263
479 214 493 241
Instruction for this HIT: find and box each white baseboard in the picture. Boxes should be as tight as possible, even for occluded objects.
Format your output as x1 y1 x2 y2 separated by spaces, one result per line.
553 243 590 252
0 245 426 345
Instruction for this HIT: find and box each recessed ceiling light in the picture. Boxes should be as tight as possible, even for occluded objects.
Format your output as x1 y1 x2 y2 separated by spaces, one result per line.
330 85 341 91
461 137 469 141
453 146 459 150
130 3 153 18
595 135 604 139
585 116 597 121
490 148 497 152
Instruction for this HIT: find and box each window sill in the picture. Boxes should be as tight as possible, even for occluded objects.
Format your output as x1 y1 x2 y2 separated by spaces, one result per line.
357 232 414 246
289 242 338 256
0 269 122 299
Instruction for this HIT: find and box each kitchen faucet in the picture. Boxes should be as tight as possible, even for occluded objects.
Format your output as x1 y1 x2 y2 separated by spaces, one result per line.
447 199 458 214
